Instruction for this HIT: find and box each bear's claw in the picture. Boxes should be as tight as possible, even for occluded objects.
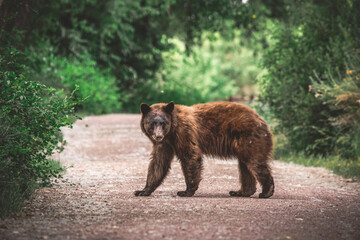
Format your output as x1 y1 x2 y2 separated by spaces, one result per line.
134 190 151 196
177 191 195 197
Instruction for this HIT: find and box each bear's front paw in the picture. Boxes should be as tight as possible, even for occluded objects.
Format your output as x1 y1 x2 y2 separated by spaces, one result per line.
134 190 151 196
177 191 195 197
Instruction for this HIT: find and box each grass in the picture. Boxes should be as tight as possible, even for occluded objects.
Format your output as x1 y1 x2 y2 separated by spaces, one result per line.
277 152 360 180
0 159 65 218
272 132 360 180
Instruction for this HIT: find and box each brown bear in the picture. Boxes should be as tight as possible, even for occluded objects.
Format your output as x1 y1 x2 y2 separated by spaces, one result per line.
135 101 274 198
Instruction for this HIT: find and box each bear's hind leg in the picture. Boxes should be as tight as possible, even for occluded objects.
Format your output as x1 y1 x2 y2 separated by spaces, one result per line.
253 163 274 198
230 160 256 197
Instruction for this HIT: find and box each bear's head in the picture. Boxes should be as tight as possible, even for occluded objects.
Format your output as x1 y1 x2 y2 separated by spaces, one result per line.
140 101 174 143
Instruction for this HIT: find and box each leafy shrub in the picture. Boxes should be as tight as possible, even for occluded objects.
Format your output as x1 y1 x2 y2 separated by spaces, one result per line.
0 46 78 217
258 1 360 156
49 55 121 115
28 46 121 115
310 52 360 159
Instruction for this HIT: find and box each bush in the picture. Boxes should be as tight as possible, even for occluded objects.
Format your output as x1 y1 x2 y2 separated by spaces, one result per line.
258 1 360 157
310 51 360 159
0 46 78 217
28 46 121 115
49 56 121 115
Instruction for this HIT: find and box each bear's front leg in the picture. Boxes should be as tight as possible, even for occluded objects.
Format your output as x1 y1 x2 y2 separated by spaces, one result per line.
134 143 174 196
178 155 203 197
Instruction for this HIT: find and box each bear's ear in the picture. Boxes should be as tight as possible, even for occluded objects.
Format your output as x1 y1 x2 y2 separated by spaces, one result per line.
164 101 174 113
140 103 151 115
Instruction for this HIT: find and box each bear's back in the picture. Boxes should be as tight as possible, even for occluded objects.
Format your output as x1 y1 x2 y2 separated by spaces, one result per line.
189 102 272 158
193 102 265 132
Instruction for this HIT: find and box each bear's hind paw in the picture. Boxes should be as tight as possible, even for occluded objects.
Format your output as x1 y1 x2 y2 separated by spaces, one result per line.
134 190 151 196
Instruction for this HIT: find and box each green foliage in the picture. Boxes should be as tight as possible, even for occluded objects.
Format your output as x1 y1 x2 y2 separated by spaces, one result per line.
201 32 261 92
2 0 268 111
258 21 328 154
23 0 172 111
165 0 267 51
124 36 239 111
0 45 76 217
279 152 360 180
29 46 121 115
54 56 121 114
258 0 360 157
310 52 360 159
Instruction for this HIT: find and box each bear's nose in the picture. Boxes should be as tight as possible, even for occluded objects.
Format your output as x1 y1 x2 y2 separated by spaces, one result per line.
156 136 163 141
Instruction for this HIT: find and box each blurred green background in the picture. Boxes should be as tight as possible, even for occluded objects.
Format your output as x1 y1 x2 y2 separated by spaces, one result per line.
1 0 359 216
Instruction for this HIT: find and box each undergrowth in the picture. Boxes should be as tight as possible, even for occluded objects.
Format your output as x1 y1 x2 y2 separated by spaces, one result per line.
278 153 360 180
0 38 78 218
0 160 65 217
274 134 360 180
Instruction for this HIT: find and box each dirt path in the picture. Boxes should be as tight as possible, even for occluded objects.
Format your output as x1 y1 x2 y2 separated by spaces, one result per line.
1 114 359 240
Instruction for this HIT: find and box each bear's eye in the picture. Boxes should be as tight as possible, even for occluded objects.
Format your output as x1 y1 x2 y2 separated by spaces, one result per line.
148 122 154 129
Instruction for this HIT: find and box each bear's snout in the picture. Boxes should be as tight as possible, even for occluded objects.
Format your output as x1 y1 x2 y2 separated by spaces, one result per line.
153 125 164 142
153 134 164 142
155 135 163 141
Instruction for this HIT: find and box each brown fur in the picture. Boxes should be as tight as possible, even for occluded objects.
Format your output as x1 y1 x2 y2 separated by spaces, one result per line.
134 101 274 198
